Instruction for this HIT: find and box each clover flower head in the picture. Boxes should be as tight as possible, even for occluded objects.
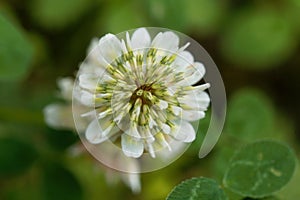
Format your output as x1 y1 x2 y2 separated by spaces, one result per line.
43 77 142 193
43 77 87 131
76 28 210 158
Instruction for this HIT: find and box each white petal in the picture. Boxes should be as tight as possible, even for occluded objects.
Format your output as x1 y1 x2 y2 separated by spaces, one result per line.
99 33 123 64
79 74 98 91
138 126 155 142
173 51 194 71
85 119 117 144
120 39 128 53
88 50 109 68
131 28 151 50
194 62 206 80
178 42 190 52
102 74 116 83
86 38 109 68
172 121 196 142
121 134 144 158
185 62 206 85
127 173 141 194
127 124 141 138
81 110 96 118
146 142 156 158
85 119 103 144
157 135 185 153
98 109 112 119
191 83 210 94
155 132 171 151
79 90 94 107
126 32 132 49
158 99 168 109
195 91 210 108
79 62 106 76
167 87 175 95
57 77 74 101
182 110 205 121
118 156 141 193
161 123 171 134
44 103 89 132
188 91 210 111
72 85 83 103
171 106 182 116
149 116 156 128
44 104 71 129
151 31 179 52
87 38 98 54
120 172 141 194
179 91 210 111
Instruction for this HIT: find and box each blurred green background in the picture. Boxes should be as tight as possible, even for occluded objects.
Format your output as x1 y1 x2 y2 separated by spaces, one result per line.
0 0 300 199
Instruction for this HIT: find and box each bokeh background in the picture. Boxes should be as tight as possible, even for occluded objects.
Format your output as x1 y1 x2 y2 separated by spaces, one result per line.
0 0 300 199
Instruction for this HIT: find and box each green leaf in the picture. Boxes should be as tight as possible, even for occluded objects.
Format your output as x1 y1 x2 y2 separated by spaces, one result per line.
29 0 92 30
0 137 37 178
45 128 79 151
225 88 275 142
42 163 83 200
277 162 300 199
143 0 187 31
223 140 297 198
167 177 228 200
211 146 236 181
185 0 227 35
285 0 300 34
221 7 295 69
0 14 33 81
101 1 149 33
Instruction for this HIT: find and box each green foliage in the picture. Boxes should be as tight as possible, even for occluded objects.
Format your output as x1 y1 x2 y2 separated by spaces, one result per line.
185 0 227 35
143 173 175 200
0 14 33 81
143 0 187 31
212 88 295 184
0 137 37 178
45 128 79 151
212 88 277 180
211 146 236 180
223 140 297 198
42 163 83 200
1 0 300 199
101 1 148 33
277 162 300 199
169 140 297 200
166 177 227 200
221 7 296 69
285 0 300 34
225 88 275 142
29 0 93 30
143 0 227 34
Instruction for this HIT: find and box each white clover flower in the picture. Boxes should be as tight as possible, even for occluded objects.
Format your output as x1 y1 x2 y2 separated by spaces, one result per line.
44 77 89 132
44 77 141 193
76 28 210 159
